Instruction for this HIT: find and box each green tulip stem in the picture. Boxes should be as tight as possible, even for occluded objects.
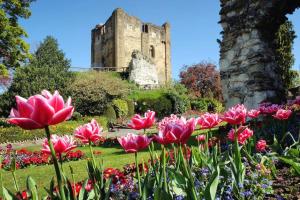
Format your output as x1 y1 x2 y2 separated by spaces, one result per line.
162 146 168 192
88 140 97 168
59 154 64 173
45 126 66 200
135 152 142 197
12 170 19 192
234 125 242 187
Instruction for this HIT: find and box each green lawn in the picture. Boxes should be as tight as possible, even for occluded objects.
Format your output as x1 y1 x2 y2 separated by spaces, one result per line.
1 145 152 197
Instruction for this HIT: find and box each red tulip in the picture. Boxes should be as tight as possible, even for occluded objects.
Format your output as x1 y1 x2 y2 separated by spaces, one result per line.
128 110 155 130
42 135 76 155
74 119 103 144
256 140 267 152
222 104 247 125
8 90 74 130
197 113 221 129
247 109 260 118
272 109 292 120
227 126 253 145
195 134 206 142
154 117 196 144
117 133 152 153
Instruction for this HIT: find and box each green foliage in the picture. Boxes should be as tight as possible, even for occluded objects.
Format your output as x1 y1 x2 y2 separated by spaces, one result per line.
112 99 128 118
66 71 130 116
0 36 74 116
126 99 135 117
0 0 33 72
103 105 117 124
191 98 224 113
136 95 173 119
165 82 190 114
71 112 82 121
275 20 297 90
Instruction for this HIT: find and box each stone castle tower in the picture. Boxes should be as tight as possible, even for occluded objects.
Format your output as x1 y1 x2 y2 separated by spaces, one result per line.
91 8 171 85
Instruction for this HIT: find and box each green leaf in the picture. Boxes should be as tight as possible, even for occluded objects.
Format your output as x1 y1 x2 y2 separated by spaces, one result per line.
204 166 220 200
2 187 16 200
26 176 38 200
279 157 300 175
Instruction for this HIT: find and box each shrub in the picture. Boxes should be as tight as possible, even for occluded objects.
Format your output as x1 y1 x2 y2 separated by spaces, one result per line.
191 98 224 113
71 112 82 121
136 95 173 119
103 105 117 125
126 99 135 117
66 71 131 115
166 91 190 114
112 99 128 118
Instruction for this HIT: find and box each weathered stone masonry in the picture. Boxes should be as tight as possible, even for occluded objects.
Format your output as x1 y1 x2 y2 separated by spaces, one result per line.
219 0 300 109
91 8 171 85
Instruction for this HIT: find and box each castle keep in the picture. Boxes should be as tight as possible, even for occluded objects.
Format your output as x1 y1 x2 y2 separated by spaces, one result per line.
91 8 171 85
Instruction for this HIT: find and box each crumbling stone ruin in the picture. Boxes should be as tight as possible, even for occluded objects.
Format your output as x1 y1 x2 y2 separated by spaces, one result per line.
129 50 159 88
91 8 171 85
219 0 300 109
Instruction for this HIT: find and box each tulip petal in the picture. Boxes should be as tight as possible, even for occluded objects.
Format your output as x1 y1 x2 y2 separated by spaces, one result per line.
49 93 64 112
8 118 43 130
49 106 74 125
31 95 55 126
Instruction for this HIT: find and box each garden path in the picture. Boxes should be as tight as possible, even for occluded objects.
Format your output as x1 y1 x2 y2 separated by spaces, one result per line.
0 128 155 149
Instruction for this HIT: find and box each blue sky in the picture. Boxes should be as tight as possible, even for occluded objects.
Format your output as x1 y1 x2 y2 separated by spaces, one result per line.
20 1 300 79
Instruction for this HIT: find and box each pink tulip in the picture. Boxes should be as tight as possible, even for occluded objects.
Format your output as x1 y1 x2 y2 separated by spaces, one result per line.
42 135 76 155
128 110 155 130
74 119 103 144
222 104 247 125
247 109 260 118
154 117 196 144
256 140 267 152
197 113 221 129
227 126 253 145
195 134 206 142
8 90 74 130
158 114 181 132
272 109 292 120
117 133 152 153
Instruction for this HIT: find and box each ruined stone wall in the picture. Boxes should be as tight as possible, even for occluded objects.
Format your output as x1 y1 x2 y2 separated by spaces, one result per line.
91 8 171 84
219 0 300 109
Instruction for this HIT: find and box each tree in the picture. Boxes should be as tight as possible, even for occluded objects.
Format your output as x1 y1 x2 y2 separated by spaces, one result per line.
0 0 33 75
179 62 223 101
274 20 297 90
0 36 74 116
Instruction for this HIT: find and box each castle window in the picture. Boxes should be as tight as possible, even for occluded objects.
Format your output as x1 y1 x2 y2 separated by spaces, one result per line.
150 45 155 58
142 24 148 33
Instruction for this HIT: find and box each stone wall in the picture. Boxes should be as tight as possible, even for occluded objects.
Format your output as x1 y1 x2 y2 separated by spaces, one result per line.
129 50 159 88
91 8 172 85
219 0 300 109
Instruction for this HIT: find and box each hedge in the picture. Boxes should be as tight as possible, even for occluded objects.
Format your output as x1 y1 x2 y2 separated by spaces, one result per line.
0 116 108 144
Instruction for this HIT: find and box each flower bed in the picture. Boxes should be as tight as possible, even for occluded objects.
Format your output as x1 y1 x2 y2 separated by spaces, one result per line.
2 90 300 200
1 148 85 170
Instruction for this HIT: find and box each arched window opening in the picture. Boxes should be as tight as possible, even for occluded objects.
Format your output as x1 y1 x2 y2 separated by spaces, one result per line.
150 45 155 58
